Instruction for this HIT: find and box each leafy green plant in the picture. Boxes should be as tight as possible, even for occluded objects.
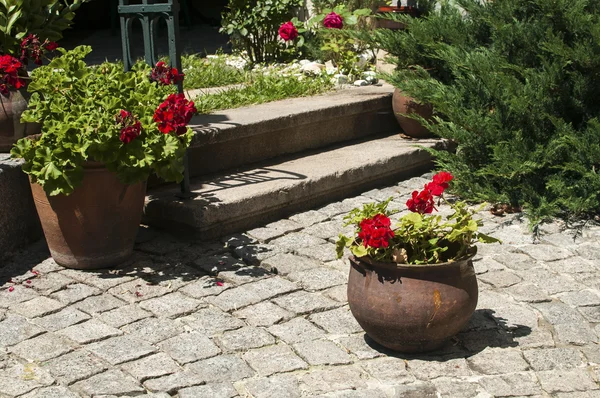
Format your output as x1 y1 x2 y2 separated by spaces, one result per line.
220 0 304 64
364 0 600 226
0 0 90 56
11 46 194 196
311 0 389 13
336 172 499 264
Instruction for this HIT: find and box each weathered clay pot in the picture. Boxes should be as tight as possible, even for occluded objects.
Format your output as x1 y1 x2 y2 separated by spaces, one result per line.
0 90 28 152
30 162 146 269
377 6 419 30
392 88 434 138
347 251 478 353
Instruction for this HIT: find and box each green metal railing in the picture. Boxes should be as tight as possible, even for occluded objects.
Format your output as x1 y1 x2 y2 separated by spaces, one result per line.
118 0 192 198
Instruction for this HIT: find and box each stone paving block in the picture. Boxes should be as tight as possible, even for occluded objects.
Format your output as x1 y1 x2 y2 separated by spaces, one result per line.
233 244 284 266
554 323 598 345
308 306 362 334
32 258 63 274
86 335 156 365
242 373 300 398
179 383 238 398
218 266 270 286
582 345 600 365
217 326 275 351
222 233 257 249
546 257 599 274
392 382 439 398
520 267 584 294
268 317 326 344
303 220 351 241
580 306 600 322
431 377 484 398
121 352 181 381
107 279 172 303
43 349 108 385
179 275 229 298
505 282 551 303
272 290 340 314
75 294 126 315
537 369 598 393
121 317 185 344
21 386 80 398
335 334 382 360
287 267 347 291
555 392 600 398
158 331 221 364
478 270 522 288
523 347 585 371
558 290 600 307
242 343 308 376
518 244 574 262
181 307 245 336
0 362 54 397
478 372 542 396
269 232 327 252
56 319 122 344
261 253 322 276
143 369 206 394
97 304 152 328
574 273 600 291
247 219 303 242
299 366 367 395
245 277 299 301
323 284 348 302
514 326 556 349
293 339 352 365
59 269 135 291
408 358 472 380
289 210 329 227
0 314 45 348
0 284 40 308
360 357 415 384
186 354 255 383
138 292 202 318
467 347 529 375
576 242 600 261
194 253 245 274
233 301 293 327
72 369 144 396
206 285 263 312
11 296 65 318
295 242 339 262
10 333 76 362
318 389 390 398
29 273 73 294
491 252 536 271
533 301 584 324
50 283 101 304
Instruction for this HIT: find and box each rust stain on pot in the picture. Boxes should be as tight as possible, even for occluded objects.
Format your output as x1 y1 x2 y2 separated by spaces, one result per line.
426 290 442 329
396 295 402 303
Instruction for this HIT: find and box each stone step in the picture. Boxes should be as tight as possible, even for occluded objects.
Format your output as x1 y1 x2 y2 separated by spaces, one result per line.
144 135 448 239
185 84 398 177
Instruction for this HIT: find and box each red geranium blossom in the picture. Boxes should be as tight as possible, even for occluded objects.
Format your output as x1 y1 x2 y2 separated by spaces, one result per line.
150 61 185 86
0 55 27 96
153 93 196 135
44 42 59 51
406 188 436 214
432 171 453 190
358 214 395 248
278 21 298 41
323 12 343 29
115 109 142 144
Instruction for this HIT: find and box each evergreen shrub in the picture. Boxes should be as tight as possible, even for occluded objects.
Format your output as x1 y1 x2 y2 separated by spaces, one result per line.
370 0 600 225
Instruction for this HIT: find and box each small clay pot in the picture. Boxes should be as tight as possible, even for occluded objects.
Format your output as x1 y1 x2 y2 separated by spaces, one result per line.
30 163 146 269
392 88 434 138
347 251 478 353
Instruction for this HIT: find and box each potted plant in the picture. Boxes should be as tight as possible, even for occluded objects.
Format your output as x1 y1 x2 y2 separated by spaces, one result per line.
336 172 499 353
0 0 91 152
10 46 195 270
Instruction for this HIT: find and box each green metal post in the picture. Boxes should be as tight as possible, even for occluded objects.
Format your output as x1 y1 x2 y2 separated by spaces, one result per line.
118 0 192 198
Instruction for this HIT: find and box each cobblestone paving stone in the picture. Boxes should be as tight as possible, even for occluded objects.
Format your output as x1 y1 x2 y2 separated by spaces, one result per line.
2 173 600 397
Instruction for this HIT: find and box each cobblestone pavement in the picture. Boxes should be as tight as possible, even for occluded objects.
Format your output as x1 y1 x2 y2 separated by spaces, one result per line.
2 173 600 397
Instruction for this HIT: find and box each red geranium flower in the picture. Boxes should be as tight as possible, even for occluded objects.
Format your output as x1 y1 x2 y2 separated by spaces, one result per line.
278 21 298 41
150 61 185 86
0 55 27 96
406 188 435 214
358 214 395 249
153 93 196 135
323 12 343 29
432 171 453 190
115 109 142 144
44 42 59 51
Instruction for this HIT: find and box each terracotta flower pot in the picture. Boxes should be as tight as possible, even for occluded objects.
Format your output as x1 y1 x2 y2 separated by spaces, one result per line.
392 88 434 138
376 6 419 30
30 162 146 269
347 251 478 353
0 91 28 152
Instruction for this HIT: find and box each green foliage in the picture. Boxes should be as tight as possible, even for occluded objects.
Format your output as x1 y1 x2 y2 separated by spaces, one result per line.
193 71 333 113
311 0 389 13
366 0 600 225
182 54 246 89
220 0 304 64
0 0 90 56
336 198 498 264
11 46 192 196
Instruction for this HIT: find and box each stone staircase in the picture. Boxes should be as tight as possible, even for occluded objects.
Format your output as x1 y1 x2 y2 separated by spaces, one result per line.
144 83 446 239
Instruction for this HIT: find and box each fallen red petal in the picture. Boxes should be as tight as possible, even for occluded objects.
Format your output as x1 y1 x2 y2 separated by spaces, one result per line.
8 286 14 292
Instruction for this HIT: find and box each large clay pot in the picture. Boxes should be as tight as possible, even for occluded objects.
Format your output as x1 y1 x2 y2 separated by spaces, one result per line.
347 251 478 353
30 162 146 269
392 88 434 138
0 90 29 152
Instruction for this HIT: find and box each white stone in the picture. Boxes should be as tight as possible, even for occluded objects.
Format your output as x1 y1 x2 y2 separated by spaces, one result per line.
301 63 325 76
353 80 369 87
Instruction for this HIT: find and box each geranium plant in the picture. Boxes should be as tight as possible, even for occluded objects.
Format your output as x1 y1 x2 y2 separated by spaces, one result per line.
10 45 195 196
336 172 499 264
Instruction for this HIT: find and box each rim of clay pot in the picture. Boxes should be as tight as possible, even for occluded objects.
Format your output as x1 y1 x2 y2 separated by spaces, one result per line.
377 6 416 13
350 246 477 271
